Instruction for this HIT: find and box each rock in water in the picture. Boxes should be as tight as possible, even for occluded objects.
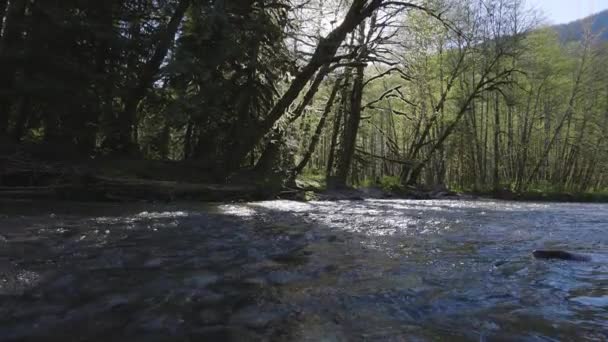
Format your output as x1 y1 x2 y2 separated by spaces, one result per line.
532 250 591 262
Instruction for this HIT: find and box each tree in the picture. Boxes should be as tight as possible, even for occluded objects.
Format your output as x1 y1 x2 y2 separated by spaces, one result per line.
0 0 27 136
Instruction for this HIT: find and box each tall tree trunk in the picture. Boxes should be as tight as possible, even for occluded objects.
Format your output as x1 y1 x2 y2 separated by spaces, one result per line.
292 77 343 180
0 0 27 136
252 64 333 176
227 1 260 162
12 95 30 142
326 71 351 179
159 123 171 160
541 98 551 181
252 129 283 176
507 103 514 180
493 91 501 191
0 0 8 36
525 37 588 188
88 0 116 154
564 105 591 188
482 96 489 186
405 61 507 185
116 0 190 154
331 26 366 189
184 121 194 160
227 0 382 171
515 83 541 191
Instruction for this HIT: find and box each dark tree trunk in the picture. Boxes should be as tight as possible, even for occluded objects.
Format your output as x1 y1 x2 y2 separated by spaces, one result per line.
12 96 30 142
289 64 332 124
493 91 501 192
9 0 48 143
159 123 171 160
252 64 333 176
184 121 194 160
0 0 8 35
326 68 353 179
332 25 366 189
227 0 381 171
86 0 116 154
0 0 27 136
252 129 283 176
326 91 345 179
236 0 259 125
116 0 190 154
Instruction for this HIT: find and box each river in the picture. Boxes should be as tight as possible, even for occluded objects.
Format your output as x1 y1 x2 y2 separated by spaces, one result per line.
1 199 607 341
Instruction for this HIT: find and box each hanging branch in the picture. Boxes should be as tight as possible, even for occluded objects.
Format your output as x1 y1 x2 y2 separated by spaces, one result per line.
362 85 402 110
363 67 412 88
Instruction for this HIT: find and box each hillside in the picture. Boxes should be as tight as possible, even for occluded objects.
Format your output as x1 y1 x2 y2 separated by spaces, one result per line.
552 9 608 42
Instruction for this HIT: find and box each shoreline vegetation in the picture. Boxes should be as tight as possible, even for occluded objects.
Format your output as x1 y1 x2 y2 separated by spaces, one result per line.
2 152 606 203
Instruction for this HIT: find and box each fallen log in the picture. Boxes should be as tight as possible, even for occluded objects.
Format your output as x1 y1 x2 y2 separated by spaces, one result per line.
0 176 263 202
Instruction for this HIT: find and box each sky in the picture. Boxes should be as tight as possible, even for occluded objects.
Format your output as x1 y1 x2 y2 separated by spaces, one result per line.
528 0 608 24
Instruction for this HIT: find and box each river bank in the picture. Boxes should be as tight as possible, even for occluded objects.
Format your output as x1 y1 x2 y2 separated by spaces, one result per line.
1 152 606 203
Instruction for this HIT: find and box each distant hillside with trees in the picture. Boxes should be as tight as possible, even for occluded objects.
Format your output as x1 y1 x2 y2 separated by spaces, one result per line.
552 9 608 42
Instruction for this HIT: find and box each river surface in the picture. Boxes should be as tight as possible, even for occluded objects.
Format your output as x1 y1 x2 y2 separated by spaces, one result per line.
1 199 607 341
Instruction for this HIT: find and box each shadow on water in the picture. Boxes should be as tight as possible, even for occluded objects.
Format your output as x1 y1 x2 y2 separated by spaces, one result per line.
0 199 607 341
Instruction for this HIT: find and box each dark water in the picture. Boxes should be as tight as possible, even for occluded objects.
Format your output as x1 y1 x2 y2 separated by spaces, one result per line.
1 199 607 341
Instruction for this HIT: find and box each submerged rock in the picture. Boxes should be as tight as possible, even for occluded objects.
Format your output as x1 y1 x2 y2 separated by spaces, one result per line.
532 250 591 262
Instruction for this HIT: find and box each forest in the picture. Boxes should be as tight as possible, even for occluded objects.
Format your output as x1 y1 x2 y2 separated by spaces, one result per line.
1 0 607 197
2 2 608 339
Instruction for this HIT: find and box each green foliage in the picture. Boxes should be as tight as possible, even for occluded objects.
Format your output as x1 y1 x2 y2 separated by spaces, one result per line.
296 172 326 191
357 176 402 192
162 0 293 166
378 176 403 192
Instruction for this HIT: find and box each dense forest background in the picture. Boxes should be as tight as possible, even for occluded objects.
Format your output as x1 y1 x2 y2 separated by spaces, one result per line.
1 0 607 193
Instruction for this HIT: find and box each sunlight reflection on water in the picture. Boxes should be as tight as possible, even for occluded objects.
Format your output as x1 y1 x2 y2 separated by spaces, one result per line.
1 199 607 340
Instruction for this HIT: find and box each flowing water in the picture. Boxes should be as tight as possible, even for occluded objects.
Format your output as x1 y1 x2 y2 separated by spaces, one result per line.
1 199 607 341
